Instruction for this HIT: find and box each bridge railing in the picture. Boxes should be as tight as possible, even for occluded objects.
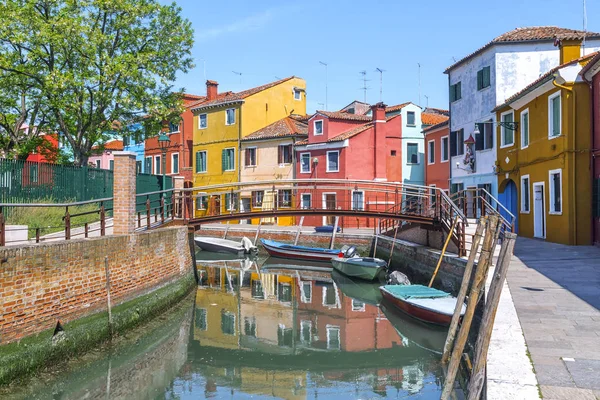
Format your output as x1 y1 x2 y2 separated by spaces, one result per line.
450 188 514 236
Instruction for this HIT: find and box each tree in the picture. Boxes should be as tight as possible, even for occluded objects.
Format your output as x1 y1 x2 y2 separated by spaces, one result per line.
0 0 194 165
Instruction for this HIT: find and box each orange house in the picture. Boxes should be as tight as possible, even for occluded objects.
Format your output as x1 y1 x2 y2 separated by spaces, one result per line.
423 119 450 192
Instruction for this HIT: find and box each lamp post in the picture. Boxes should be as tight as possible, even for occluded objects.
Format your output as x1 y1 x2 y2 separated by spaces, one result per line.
158 134 171 213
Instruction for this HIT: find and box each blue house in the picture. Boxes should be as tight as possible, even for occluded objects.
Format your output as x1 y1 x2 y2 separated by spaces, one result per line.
122 123 147 173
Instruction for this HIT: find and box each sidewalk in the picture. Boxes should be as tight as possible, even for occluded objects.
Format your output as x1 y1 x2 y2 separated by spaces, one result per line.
506 238 600 400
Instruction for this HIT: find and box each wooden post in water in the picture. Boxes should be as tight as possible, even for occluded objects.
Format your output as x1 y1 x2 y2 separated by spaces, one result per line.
372 219 380 257
467 232 517 400
440 215 499 400
329 216 339 250
442 217 486 363
223 221 230 239
429 216 459 288
253 220 262 246
294 216 305 245
104 256 113 337
387 221 399 267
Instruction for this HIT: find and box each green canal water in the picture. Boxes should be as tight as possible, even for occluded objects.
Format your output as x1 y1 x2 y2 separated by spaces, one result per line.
2 253 462 399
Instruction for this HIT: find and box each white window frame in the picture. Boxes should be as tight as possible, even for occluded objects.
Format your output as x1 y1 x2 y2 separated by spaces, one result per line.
314 120 323 135
300 320 312 343
301 193 311 209
245 147 257 167
406 142 420 165
441 136 449 162
95 159 101 169
548 168 563 215
294 88 302 100
300 152 311 174
225 108 236 126
197 150 207 173
322 285 338 307
145 156 152 173
171 152 179 174
154 155 161 175
301 282 312 303
223 147 235 171
500 110 515 148
351 299 366 312
520 109 529 149
406 111 416 127
326 325 341 350
520 174 530 214
196 194 207 210
351 190 364 211
548 91 561 139
428 140 435 165
199 113 207 129
326 150 339 172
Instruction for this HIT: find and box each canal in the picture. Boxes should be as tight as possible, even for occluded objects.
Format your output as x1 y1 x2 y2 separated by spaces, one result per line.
2 252 462 399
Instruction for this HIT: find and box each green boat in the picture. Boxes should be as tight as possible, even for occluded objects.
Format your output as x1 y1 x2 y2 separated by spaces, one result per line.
331 269 383 305
331 257 388 281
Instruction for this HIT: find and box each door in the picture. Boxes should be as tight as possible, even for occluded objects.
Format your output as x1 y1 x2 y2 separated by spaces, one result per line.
498 180 518 233
323 193 336 225
533 183 545 238
466 186 477 218
240 197 251 224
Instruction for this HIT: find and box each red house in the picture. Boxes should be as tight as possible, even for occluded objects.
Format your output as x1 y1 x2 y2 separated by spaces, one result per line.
26 132 60 163
294 103 402 228
144 93 204 184
423 119 450 192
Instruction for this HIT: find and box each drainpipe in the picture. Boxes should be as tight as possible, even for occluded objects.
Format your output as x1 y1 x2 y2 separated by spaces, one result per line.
552 78 577 244
582 73 596 245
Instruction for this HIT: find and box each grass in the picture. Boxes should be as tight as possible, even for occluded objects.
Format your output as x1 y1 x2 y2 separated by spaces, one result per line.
5 199 106 239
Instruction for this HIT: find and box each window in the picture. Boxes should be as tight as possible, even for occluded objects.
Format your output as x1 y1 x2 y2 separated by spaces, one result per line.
196 308 207 331
294 88 302 100
251 280 264 299
352 299 365 311
171 153 179 174
30 164 38 183
428 140 435 164
323 284 337 306
278 144 293 164
196 151 207 173
225 192 239 211
391 150 397 156
521 109 530 148
136 161 142 173
251 190 263 208
278 283 292 303
225 108 235 125
314 120 323 135
222 148 235 171
277 325 293 347
549 92 561 138
300 153 311 173
301 193 311 209
441 136 449 162
450 129 464 157
501 111 514 147
477 66 491 90
109 160 114 170
301 282 312 303
549 169 562 214
123 136 130 147
407 143 419 164
475 121 493 150
326 325 341 350
221 311 235 335
154 155 161 175
326 151 339 172
199 113 207 129
451 182 464 194
196 195 207 210
407 111 416 126
245 147 257 167
144 156 152 173
278 189 292 208
450 81 462 102
95 159 101 169
244 317 256 337
169 122 179 133
521 175 530 213
352 191 364 210
300 320 312 344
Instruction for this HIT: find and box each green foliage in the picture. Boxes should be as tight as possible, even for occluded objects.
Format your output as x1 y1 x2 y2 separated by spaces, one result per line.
0 0 195 165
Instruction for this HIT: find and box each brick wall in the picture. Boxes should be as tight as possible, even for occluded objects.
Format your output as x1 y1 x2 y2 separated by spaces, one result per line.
0 226 193 344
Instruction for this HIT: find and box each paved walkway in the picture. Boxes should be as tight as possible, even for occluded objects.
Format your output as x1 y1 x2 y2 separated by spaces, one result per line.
506 237 600 400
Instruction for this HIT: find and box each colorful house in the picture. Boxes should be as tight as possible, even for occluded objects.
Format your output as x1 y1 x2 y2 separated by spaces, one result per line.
493 48 596 244
239 115 308 226
294 103 402 228
88 139 124 170
445 26 600 205
423 119 450 192
122 123 146 173
25 132 60 163
385 103 424 186
190 77 306 216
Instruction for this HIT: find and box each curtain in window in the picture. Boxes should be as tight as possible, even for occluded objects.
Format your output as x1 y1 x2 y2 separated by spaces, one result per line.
552 97 560 136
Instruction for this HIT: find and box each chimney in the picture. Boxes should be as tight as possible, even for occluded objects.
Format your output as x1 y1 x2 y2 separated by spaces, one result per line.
556 38 583 64
206 80 218 100
371 102 387 180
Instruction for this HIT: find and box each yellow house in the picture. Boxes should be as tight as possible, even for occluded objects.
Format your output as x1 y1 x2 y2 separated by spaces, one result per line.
190 77 306 217
494 45 595 245
239 115 308 225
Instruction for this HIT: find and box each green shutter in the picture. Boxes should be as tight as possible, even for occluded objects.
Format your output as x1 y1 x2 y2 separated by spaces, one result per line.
552 96 560 136
523 113 529 146
456 82 461 100
450 84 455 102
222 149 227 171
484 66 490 88
477 70 483 90
196 152 200 173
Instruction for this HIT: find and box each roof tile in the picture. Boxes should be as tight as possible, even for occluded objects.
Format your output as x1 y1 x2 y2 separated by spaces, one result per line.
242 116 308 141
315 110 372 122
422 113 449 126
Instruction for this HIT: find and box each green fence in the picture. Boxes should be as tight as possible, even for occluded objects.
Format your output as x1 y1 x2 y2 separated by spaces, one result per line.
135 173 173 213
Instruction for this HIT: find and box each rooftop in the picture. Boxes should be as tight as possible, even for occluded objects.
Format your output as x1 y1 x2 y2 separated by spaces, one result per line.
241 115 308 141
422 112 449 126
314 110 372 122
423 119 449 134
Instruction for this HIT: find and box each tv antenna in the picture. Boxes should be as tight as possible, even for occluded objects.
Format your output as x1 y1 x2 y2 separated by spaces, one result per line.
319 61 328 110
418 63 422 106
232 71 242 84
424 95 429 108
375 67 385 102
359 70 370 103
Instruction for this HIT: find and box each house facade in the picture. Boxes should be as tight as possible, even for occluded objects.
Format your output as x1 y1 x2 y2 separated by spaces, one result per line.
445 27 600 205
122 123 146 173
423 120 450 192
190 77 306 216
294 103 402 228
494 51 595 244
88 139 124 170
385 103 424 186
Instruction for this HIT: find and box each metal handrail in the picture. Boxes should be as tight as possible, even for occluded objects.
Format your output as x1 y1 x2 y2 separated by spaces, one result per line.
479 188 515 222
0 197 113 208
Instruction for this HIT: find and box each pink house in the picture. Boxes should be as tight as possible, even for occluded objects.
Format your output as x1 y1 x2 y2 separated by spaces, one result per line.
88 139 124 170
294 103 402 228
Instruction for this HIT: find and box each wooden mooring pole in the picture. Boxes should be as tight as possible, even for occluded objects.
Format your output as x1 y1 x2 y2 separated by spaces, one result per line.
467 232 517 400
329 216 339 250
429 216 459 288
294 216 305 245
104 256 114 337
441 217 486 363
440 215 499 400
253 221 262 246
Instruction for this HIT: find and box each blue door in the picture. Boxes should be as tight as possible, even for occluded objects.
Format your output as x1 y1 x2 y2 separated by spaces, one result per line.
498 180 518 233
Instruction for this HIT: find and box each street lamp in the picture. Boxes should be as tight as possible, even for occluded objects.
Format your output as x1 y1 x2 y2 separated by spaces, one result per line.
158 133 171 202
472 121 519 135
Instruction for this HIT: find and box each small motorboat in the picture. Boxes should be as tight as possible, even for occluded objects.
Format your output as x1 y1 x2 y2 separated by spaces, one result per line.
379 284 465 326
314 225 341 233
260 239 356 262
331 257 387 281
194 236 257 256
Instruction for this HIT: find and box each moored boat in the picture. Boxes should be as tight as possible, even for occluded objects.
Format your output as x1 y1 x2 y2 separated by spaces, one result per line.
314 225 341 233
331 257 387 281
194 236 257 255
379 284 465 326
259 238 353 262
331 269 383 305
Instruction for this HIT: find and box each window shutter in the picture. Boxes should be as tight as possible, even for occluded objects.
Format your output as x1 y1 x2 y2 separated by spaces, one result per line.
553 97 560 135
457 82 461 100
245 149 249 166
450 131 457 157
222 149 227 171
277 146 282 164
484 67 490 87
475 123 484 150
477 70 483 90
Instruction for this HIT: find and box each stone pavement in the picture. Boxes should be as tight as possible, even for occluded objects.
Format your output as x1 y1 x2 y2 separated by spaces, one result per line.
506 237 600 400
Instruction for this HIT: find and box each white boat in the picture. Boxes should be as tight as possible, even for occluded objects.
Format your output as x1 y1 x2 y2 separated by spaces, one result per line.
194 236 257 255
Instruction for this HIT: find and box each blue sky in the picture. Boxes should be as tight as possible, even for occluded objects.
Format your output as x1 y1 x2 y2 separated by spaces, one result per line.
167 0 600 113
